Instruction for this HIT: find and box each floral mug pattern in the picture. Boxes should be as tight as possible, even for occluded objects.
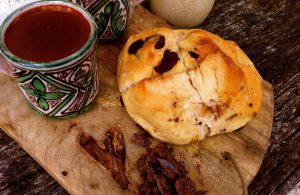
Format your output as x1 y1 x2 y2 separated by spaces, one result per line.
72 0 130 40
12 45 99 118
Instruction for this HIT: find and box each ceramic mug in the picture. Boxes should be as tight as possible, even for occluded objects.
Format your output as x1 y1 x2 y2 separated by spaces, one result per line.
71 0 131 40
0 0 100 118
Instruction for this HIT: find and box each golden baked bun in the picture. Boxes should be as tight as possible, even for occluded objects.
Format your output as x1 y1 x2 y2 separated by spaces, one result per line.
118 28 262 145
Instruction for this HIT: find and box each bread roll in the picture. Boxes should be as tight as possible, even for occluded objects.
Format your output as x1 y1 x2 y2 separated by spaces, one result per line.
118 28 262 145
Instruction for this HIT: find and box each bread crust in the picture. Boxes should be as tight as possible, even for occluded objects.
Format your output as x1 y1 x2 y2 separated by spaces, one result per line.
118 28 262 145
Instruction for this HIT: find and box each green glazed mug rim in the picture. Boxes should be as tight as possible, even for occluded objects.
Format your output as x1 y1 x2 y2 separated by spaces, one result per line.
0 0 98 71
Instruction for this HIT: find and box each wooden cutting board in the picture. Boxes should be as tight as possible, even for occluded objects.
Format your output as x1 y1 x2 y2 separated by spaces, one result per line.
0 6 274 195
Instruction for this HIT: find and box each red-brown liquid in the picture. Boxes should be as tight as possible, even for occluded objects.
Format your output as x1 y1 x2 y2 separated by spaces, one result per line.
4 5 91 62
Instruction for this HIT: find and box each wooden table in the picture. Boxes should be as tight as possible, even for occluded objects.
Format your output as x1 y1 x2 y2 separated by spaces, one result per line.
0 0 299 194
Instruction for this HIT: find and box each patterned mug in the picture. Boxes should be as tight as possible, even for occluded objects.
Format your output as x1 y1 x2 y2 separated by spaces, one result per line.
0 0 100 118
72 0 130 40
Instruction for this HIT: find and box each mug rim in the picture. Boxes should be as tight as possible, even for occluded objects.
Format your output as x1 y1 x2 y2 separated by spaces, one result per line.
0 0 98 71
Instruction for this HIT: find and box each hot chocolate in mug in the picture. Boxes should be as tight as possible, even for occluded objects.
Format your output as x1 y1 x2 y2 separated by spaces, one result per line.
0 0 100 118
0 0 133 40
0 0 144 76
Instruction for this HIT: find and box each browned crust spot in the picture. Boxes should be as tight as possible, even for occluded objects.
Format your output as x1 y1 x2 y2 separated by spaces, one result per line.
168 117 180 122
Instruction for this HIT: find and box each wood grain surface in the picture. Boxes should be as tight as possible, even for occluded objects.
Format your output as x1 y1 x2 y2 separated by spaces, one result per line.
0 0 299 195
0 4 274 194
